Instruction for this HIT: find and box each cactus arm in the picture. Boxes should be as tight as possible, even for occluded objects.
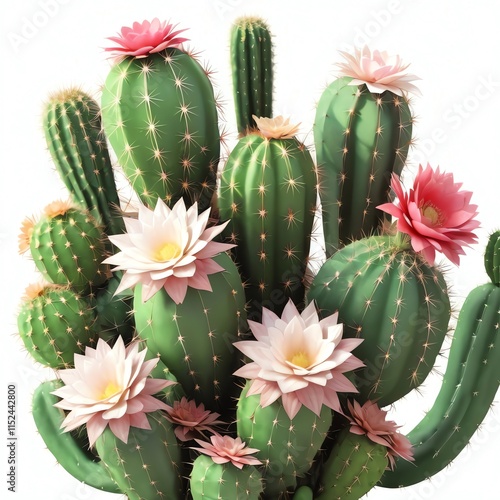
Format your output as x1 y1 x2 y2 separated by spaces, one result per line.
32 380 120 493
485 230 500 285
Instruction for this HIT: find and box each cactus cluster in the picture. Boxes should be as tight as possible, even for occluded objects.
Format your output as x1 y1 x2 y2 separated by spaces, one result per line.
15 14 497 500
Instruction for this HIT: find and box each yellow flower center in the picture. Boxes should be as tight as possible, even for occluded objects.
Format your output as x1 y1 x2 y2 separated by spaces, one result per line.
152 242 182 262
421 203 441 226
290 351 310 368
99 381 121 400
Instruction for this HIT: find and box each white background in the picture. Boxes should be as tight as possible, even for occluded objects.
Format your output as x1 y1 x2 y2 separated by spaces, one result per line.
1 0 499 498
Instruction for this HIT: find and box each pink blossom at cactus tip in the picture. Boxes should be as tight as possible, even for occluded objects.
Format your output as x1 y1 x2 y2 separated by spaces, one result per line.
103 198 234 304
165 397 224 442
336 45 420 96
51 337 174 447
252 115 301 139
105 18 189 60
193 434 261 469
378 163 479 265
233 299 364 420
347 399 414 469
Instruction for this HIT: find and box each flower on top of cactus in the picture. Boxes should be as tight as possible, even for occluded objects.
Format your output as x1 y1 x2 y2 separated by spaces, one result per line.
105 18 189 61
378 163 480 265
51 336 174 447
165 397 224 442
18 216 36 254
192 434 261 470
233 299 364 420
347 399 414 469
43 199 74 217
103 197 234 304
336 45 420 96
252 115 300 139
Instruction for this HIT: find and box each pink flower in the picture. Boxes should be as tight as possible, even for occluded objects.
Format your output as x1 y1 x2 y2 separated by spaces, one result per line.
252 115 300 139
347 399 414 469
165 397 224 442
52 337 174 447
105 18 189 60
233 299 364 420
192 435 261 469
103 198 234 304
336 45 420 96
378 163 479 265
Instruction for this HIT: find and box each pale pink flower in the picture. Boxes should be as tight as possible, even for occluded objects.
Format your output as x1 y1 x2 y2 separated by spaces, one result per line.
233 299 364 420
52 337 174 447
193 435 261 469
165 397 224 442
103 198 234 304
336 45 420 96
105 18 189 60
252 115 300 139
378 163 479 265
347 399 414 469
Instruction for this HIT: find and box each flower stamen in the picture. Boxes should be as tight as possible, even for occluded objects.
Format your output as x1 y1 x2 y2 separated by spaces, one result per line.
290 351 310 368
152 241 182 262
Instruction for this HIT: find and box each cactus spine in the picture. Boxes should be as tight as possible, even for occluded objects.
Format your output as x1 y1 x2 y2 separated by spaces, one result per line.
101 48 220 211
314 76 413 256
307 235 450 407
190 454 263 500
380 232 500 487
230 16 273 134
219 130 317 319
133 252 246 413
43 88 124 236
237 381 332 498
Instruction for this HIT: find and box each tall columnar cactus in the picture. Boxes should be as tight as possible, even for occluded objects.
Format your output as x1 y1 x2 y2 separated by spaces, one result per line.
43 87 125 236
230 16 273 135
101 23 220 211
219 117 318 319
237 381 332 498
380 231 500 487
314 46 418 256
17 283 97 369
27 201 108 292
95 411 183 500
307 235 451 407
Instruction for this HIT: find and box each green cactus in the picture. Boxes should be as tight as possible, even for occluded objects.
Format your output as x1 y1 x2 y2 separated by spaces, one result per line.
95 410 183 500
32 380 120 493
314 76 413 256
43 88 125 236
190 454 263 500
17 284 97 369
484 229 499 285
307 235 450 407
101 47 220 211
316 429 388 499
218 128 318 320
237 381 332 498
230 16 273 135
380 232 500 487
29 203 107 292
293 485 314 500
133 252 247 413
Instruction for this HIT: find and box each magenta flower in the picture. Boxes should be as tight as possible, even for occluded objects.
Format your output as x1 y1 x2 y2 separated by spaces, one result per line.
347 399 414 469
336 45 420 96
193 435 261 469
52 337 174 447
165 397 224 442
233 299 364 420
105 18 189 60
378 163 479 265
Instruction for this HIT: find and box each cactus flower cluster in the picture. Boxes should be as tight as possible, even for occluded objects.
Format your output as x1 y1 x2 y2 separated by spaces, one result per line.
15 14 498 500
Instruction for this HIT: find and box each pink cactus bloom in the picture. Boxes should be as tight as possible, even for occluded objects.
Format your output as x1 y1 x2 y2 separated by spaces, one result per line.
378 163 479 265
193 435 261 469
103 198 234 304
233 299 364 420
105 18 189 60
336 45 420 96
347 399 414 469
51 337 174 447
165 397 224 442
